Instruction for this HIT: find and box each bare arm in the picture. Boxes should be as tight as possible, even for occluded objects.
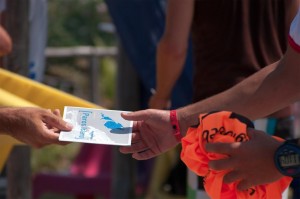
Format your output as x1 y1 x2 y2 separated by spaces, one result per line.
178 46 300 134
0 107 73 148
0 25 12 56
149 0 194 109
120 46 300 160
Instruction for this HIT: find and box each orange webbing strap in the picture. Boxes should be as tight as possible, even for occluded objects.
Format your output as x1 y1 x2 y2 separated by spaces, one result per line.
180 111 292 199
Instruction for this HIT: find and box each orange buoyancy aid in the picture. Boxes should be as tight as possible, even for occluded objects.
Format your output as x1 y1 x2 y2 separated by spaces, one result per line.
181 111 292 199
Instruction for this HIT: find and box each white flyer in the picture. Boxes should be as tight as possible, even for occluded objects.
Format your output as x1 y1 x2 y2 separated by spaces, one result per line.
59 106 132 146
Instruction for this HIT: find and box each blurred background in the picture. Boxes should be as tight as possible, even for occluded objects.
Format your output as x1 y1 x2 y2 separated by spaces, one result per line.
1 0 187 198
1 0 300 199
31 1 117 198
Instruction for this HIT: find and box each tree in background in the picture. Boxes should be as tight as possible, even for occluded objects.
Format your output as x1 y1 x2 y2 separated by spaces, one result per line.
45 0 117 108
48 0 116 47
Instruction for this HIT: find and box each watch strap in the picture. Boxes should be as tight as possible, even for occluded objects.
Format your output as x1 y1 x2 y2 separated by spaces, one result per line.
274 140 300 177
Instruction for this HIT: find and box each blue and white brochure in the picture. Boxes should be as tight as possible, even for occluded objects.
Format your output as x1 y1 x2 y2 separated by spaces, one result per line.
59 106 132 146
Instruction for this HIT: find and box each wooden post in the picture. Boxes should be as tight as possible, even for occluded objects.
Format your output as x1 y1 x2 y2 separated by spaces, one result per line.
3 0 29 75
3 0 31 199
6 146 31 199
112 44 140 199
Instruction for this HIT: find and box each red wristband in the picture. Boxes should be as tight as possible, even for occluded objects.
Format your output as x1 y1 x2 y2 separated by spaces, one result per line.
170 110 183 142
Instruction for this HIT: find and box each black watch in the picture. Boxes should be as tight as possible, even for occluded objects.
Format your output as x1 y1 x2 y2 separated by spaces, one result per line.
274 139 300 177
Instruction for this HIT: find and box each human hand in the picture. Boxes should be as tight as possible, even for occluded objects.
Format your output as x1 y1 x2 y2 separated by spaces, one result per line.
148 93 171 109
205 128 284 190
3 107 73 148
0 25 12 56
119 109 179 160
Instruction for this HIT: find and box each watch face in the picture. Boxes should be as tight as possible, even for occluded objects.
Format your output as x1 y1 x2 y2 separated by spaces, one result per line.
275 143 300 177
279 153 300 167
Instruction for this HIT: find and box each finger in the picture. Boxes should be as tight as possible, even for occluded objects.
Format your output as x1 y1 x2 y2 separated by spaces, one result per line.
43 131 72 146
131 132 142 143
223 170 242 184
45 128 60 138
125 121 140 132
237 180 254 191
119 146 131 154
206 142 239 155
119 140 148 154
43 114 73 131
131 132 140 139
121 110 150 121
119 146 139 154
132 149 156 160
119 132 140 153
38 130 60 146
208 158 233 171
131 141 149 151
53 109 61 117
57 140 71 146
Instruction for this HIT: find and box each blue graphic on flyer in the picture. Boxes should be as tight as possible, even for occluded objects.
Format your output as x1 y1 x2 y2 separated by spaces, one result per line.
100 113 123 130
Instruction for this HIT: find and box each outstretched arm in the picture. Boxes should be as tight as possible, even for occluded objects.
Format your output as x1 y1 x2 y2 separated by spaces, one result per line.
119 109 178 160
179 8 300 129
121 10 300 160
120 45 300 160
0 107 73 148
178 45 300 133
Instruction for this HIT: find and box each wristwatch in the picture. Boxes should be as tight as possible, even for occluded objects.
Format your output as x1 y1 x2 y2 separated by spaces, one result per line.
274 139 300 177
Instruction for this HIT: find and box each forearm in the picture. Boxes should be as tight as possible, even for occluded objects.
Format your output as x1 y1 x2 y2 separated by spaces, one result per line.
0 107 16 134
233 46 300 118
177 62 276 133
155 37 188 99
178 47 300 135
155 0 194 99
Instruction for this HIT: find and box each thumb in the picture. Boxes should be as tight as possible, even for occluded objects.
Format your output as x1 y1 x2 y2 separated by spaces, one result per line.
121 110 150 121
44 114 73 131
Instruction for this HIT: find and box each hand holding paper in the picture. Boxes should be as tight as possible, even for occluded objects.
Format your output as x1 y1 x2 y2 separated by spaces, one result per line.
59 106 132 146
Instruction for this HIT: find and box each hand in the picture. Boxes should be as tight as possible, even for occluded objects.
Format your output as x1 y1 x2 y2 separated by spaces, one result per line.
0 25 12 56
148 93 171 109
3 107 73 148
119 109 179 160
205 128 283 190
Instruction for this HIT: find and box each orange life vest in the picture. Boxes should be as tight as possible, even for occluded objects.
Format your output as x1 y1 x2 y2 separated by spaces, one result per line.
181 111 292 199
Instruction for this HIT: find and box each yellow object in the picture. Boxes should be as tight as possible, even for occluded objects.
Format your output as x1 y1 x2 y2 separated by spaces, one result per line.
0 68 98 113
0 88 37 170
0 68 102 172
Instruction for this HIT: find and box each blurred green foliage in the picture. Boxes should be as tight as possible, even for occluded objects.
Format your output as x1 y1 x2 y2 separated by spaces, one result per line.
48 0 116 47
31 143 81 173
31 0 118 176
45 0 117 108
100 57 117 108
